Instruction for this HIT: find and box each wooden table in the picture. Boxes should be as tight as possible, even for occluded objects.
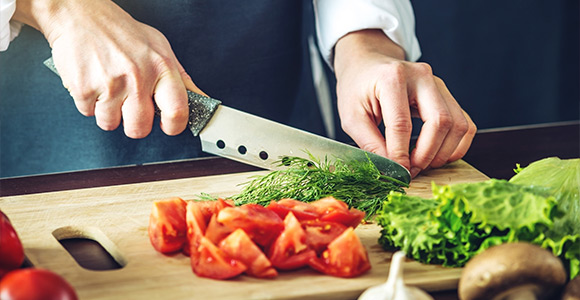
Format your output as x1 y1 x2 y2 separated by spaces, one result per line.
1 121 578 300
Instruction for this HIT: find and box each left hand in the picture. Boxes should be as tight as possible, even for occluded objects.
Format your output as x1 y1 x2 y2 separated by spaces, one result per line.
333 29 476 178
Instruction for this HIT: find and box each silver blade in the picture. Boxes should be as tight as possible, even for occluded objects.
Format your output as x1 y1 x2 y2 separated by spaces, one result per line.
199 105 411 184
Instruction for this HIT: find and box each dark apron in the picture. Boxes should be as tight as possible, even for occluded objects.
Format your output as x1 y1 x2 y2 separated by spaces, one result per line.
0 0 323 177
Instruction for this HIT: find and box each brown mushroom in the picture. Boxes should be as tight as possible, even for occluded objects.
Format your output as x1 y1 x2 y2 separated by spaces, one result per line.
458 242 567 300
562 276 580 300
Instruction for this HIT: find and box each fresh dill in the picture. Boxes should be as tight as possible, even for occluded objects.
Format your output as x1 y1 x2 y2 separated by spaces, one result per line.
230 154 408 220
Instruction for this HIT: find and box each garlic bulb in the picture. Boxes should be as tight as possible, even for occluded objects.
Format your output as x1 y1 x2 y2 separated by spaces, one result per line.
358 251 433 300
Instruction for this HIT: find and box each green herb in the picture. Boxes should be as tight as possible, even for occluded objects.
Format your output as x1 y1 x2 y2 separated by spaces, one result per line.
230 154 408 219
376 157 580 279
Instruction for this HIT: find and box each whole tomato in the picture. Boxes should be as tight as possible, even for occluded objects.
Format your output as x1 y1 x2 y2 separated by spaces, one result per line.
0 269 78 300
0 211 24 277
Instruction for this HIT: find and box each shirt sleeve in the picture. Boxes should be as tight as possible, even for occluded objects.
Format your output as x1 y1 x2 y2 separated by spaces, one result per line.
313 0 422 67
1 0 23 52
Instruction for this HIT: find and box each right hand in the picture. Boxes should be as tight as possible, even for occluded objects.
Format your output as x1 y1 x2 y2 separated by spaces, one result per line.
14 0 204 138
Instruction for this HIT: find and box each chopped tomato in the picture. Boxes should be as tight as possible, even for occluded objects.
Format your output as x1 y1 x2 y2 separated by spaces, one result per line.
308 227 371 278
310 196 365 228
268 212 316 270
205 214 233 245
191 236 246 280
192 198 233 224
148 197 188 254
217 204 284 247
219 229 277 278
266 198 320 221
301 220 347 255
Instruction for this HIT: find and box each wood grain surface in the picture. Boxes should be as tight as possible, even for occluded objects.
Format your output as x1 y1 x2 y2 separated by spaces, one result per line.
0 160 488 300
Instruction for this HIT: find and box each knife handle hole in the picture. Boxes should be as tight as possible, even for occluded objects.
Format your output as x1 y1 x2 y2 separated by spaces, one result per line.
216 140 226 149
259 151 268 160
238 145 247 155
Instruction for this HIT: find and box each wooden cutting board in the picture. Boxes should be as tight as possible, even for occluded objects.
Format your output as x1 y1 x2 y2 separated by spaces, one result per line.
0 160 488 300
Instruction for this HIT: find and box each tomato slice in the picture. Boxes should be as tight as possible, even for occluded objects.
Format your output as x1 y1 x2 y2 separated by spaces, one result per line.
205 214 233 245
148 197 188 254
193 198 233 224
219 229 277 278
191 236 247 280
266 198 320 221
217 204 284 247
0 268 78 300
308 227 371 278
268 212 316 270
310 196 365 228
301 220 347 255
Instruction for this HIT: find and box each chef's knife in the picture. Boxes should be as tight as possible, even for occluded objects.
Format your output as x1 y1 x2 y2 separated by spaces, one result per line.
44 58 411 184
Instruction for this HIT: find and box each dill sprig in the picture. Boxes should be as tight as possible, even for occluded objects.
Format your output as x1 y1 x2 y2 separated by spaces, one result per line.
231 154 408 219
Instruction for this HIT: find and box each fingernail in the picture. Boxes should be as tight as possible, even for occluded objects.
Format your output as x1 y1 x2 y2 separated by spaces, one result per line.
410 167 421 178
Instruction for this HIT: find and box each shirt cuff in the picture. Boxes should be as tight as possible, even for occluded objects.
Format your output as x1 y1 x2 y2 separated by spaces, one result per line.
313 0 422 67
1 0 22 51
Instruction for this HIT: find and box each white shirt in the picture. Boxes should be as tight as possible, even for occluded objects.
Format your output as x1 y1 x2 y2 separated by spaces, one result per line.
0 0 421 63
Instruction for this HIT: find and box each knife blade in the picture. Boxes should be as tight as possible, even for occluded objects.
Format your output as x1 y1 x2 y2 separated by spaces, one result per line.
43 58 411 184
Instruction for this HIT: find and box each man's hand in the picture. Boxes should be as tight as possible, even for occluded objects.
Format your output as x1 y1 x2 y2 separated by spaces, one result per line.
334 29 476 178
14 0 204 138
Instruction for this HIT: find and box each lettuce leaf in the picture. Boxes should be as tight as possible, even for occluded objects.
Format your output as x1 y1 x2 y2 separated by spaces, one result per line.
377 170 580 279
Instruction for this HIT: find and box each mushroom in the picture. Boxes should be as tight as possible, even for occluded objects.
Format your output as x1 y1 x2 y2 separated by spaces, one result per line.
561 275 580 300
358 251 433 300
458 242 567 300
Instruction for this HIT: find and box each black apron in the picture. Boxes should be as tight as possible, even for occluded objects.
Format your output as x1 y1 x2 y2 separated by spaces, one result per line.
0 0 323 177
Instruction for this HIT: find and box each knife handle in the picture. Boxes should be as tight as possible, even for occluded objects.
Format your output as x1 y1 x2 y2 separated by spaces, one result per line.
43 57 221 136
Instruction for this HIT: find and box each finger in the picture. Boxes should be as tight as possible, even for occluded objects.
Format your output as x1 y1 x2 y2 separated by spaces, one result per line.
93 78 126 131
154 69 189 136
121 90 155 139
376 71 413 170
409 75 453 173
448 109 477 162
176 62 208 97
425 78 470 168
340 108 389 158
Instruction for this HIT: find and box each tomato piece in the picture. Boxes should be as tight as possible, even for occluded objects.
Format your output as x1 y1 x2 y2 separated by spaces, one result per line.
185 201 208 259
192 198 233 224
266 198 320 221
301 220 347 255
217 204 284 247
0 268 78 300
308 227 371 278
310 196 365 228
0 211 25 278
191 236 246 280
205 214 233 245
219 229 277 278
268 212 316 270
148 197 188 254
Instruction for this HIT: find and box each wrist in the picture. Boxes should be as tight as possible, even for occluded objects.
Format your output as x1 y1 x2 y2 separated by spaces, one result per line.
334 29 406 75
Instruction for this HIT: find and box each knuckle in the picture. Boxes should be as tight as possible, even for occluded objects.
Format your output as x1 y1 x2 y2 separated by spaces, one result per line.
434 112 454 132
387 117 413 135
412 62 434 76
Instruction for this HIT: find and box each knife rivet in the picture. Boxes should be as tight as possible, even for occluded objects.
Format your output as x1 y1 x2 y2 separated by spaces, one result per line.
238 145 247 155
259 151 269 160
216 140 226 149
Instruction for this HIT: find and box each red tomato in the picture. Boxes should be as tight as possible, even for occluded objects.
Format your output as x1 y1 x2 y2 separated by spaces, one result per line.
308 227 371 278
268 212 316 270
191 236 246 280
148 197 188 254
193 198 233 224
185 201 208 259
205 214 233 245
217 204 284 247
266 198 320 221
219 229 277 278
0 211 25 277
310 197 365 228
0 268 78 300
301 220 347 255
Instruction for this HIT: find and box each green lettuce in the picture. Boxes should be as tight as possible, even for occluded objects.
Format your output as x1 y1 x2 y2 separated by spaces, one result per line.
376 157 580 279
